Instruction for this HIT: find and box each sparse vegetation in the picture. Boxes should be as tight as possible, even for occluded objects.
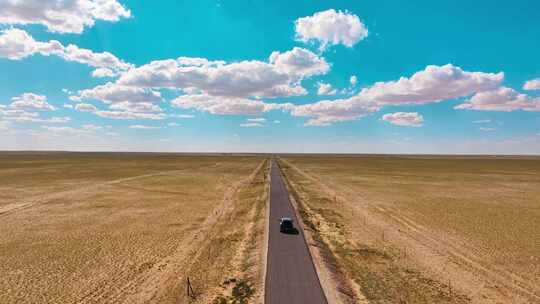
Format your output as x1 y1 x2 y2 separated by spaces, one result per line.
0 153 267 304
280 156 540 304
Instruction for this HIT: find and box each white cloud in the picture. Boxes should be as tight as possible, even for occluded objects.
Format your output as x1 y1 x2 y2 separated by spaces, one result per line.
76 82 162 107
171 94 291 116
129 125 161 130
246 118 266 123
479 127 496 132
94 111 165 120
172 114 195 119
0 0 131 34
287 64 505 126
0 29 131 72
273 120 280 124
46 116 71 123
91 67 116 78
350 75 358 86
10 93 55 111
109 101 162 113
42 126 90 135
382 112 424 127
316 82 337 95
69 95 82 102
167 122 181 127
455 87 540 112
240 122 263 128
269 47 330 78
0 121 10 130
75 103 98 112
292 95 380 126
295 9 368 50
360 64 503 105
177 57 226 67
472 119 491 124
117 48 328 99
523 78 540 90
82 124 103 130
0 107 70 124
63 103 74 109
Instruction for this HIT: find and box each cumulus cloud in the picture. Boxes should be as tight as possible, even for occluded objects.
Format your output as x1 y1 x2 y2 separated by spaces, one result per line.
295 9 368 50
240 122 263 128
118 48 328 99
0 29 131 72
382 112 424 127
77 82 162 104
286 64 505 126
129 125 161 130
523 78 540 90
246 118 266 123
359 64 503 105
82 124 103 130
316 82 337 95
0 108 69 123
0 0 131 34
94 111 165 120
479 127 496 132
91 67 116 78
455 87 540 112
41 126 91 135
172 114 195 119
46 116 71 123
74 83 163 114
292 95 379 126
269 47 330 78
9 93 55 111
171 94 292 116
75 103 98 112
109 101 162 113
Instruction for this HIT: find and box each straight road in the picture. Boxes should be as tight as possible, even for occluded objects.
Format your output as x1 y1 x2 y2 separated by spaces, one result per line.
265 160 327 304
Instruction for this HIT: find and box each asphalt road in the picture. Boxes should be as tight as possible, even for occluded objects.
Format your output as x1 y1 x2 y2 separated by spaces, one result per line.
265 160 327 304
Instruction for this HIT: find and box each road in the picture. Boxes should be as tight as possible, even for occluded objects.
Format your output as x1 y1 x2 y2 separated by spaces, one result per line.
265 160 328 304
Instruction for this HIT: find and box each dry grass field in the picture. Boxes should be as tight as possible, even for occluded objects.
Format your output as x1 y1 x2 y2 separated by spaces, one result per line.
0 152 268 304
279 156 540 304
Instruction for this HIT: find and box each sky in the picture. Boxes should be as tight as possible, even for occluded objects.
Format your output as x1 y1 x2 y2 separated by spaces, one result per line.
1 0 540 154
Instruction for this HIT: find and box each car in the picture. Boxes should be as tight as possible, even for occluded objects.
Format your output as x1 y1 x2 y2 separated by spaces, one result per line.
279 217 295 233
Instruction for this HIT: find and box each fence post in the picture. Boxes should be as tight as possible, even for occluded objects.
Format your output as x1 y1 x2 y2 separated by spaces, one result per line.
187 277 190 298
187 277 196 299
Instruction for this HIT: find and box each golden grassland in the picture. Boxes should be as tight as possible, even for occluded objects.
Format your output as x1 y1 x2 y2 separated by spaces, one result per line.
279 156 540 304
0 153 268 304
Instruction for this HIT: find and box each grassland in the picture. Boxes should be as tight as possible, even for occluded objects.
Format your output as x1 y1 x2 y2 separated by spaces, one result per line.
0 152 268 304
279 156 540 304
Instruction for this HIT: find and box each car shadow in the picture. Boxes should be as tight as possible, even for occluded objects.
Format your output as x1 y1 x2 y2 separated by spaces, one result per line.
280 228 299 235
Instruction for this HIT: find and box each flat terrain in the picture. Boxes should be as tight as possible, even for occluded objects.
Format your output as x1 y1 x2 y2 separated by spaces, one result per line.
0 152 268 304
280 156 540 304
265 160 327 304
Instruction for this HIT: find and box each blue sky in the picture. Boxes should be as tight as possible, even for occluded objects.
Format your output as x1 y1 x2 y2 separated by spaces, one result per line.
1 0 540 153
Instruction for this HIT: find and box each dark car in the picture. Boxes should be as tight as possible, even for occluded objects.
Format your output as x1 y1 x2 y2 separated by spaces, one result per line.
279 217 295 233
